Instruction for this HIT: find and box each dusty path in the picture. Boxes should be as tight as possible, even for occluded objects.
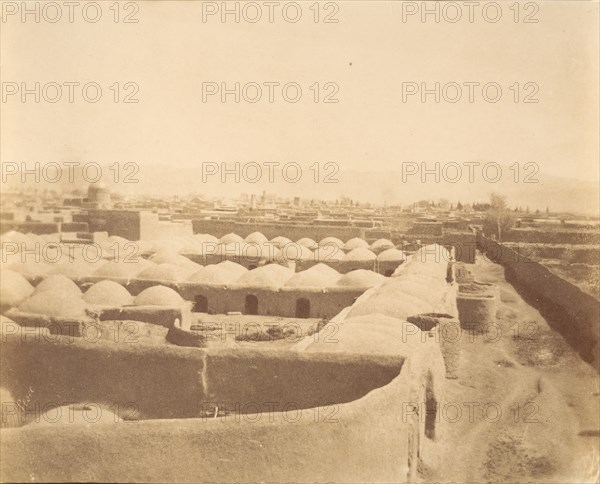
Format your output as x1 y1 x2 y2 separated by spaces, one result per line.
428 254 599 483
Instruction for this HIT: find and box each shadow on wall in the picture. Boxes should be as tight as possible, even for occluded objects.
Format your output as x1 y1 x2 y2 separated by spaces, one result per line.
0 332 406 421
478 234 600 371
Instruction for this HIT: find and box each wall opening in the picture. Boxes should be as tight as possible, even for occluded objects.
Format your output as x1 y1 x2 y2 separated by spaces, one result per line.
245 294 259 315
193 295 208 313
295 298 311 318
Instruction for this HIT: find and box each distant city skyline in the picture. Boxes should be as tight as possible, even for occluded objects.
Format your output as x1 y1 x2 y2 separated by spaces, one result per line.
2 2 598 185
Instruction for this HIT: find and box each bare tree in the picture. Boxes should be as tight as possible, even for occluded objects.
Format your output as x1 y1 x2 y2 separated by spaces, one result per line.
483 193 515 242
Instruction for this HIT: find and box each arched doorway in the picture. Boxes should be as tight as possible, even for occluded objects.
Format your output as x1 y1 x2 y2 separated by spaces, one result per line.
296 298 311 318
245 294 259 315
194 295 208 313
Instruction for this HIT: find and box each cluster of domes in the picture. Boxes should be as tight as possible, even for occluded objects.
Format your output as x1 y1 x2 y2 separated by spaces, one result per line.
182 261 386 290
10 270 189 319
347 245 455 320
1 232 408 314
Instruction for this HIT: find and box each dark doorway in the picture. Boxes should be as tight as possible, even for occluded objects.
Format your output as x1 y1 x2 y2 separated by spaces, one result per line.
194 295 208 313
385 269 394 276
245 294 259 315
296 298 311 318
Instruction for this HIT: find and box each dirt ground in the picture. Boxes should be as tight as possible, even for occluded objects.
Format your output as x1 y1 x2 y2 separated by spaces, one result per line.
427 252 600 483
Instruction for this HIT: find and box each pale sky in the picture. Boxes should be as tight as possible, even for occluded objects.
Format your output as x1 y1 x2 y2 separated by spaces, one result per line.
1 1 599 185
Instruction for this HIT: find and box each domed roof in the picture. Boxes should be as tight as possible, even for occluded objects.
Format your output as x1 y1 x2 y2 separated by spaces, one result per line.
186 261 248 285
134 240 155 254
271 236 293 248
297 237 318 249
194 233 219 244
236 264 294 288
215 242 280 262
93 260 149 279
180 241 216 256
215 243 244 257
313 245 343 262
149 249 184 264
279 243 314 262
370 239 395 251
343 248 377 261
285 263 341 288
34 275 82 297
245 232 269 244
19 291 88 318
241 242 280 261
176 239 203 255
348 291 431 321
134 285 184 307
336 270 386 288
10 232 42 250
377 248 407 262
346 266 456 321
149 240 182 254
39 233 60 244
137 263 193 282
305 314 422 355
0 270 35 307
319 237 344 248
219 233 244 245
48 258 104 279
344 237 369 251
0 230 30 247
83 280 133 306
106 235 129 245
6 259 53 280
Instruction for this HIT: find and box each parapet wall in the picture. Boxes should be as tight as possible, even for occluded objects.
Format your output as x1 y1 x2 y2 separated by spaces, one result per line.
1 331 404 420
477 233 600 369
0 355 419 483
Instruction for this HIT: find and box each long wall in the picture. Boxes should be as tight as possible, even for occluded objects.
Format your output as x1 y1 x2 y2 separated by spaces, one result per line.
502 228 599 245
0 336 403 420
122 278 365 319
191 219 365 241
477 233 600 369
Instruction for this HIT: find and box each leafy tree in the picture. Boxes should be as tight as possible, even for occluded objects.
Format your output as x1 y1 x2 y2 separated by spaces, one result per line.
483 193 515 242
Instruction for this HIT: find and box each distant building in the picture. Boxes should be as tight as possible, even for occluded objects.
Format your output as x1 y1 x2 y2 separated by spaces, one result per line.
82 209 193 240
85 182 112 209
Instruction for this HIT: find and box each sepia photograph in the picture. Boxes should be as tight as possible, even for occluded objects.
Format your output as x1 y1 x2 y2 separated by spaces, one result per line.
0 1 599 482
